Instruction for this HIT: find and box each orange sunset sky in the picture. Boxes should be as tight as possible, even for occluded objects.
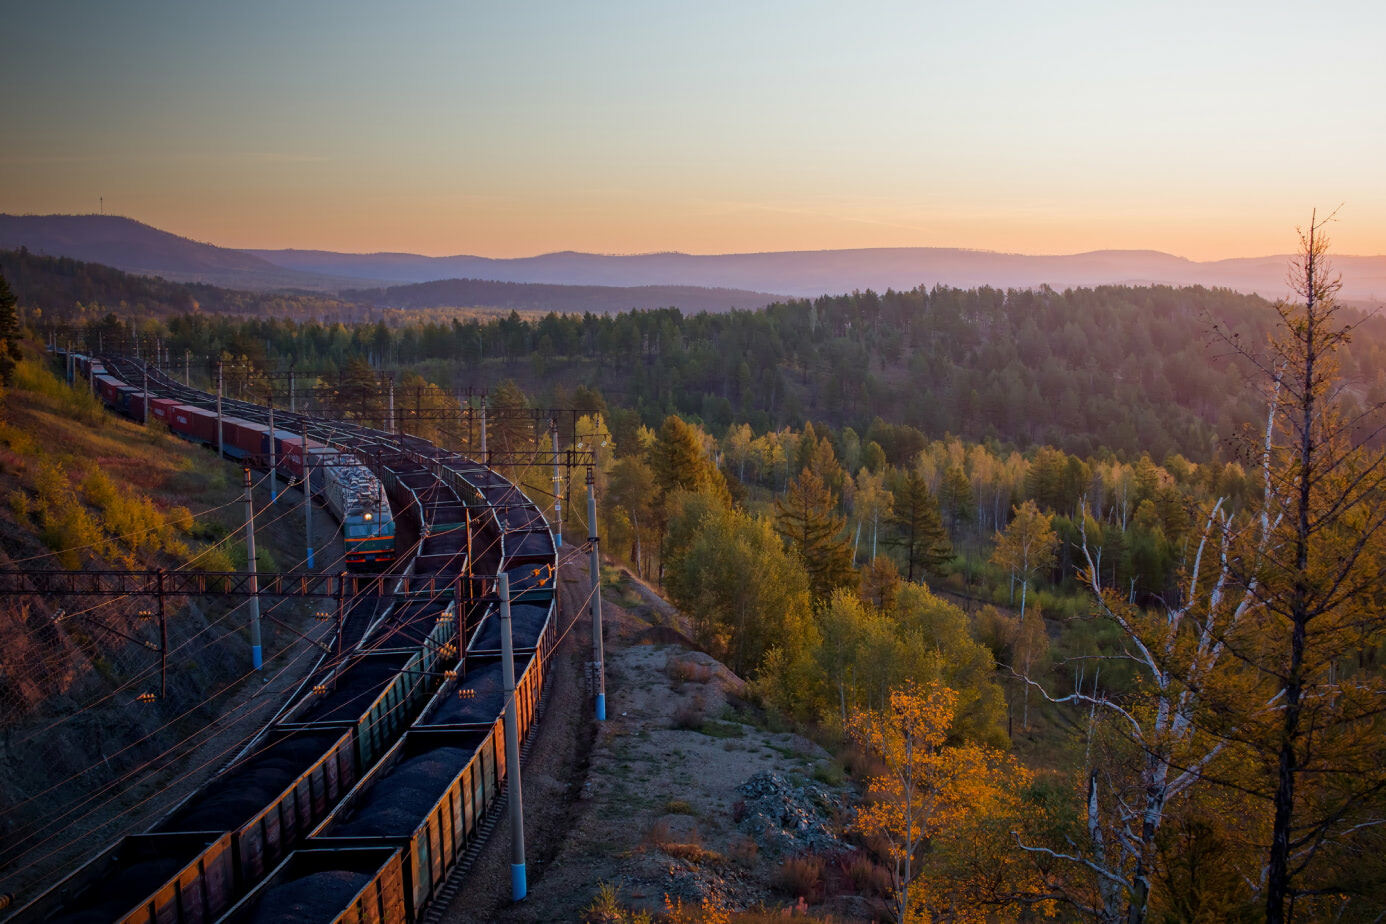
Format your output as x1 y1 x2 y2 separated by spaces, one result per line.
4 1 1384 260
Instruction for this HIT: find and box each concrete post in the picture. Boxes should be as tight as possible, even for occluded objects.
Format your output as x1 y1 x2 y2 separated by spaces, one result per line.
304 430 315 570
587 471 606 720
387 377 395 434
499 572 527 901
216 362 225 459
268 399 278 504
244 468 262 670
551 421 562 548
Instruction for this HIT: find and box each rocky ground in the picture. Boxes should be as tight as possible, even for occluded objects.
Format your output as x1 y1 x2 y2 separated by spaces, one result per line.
441 558 882 923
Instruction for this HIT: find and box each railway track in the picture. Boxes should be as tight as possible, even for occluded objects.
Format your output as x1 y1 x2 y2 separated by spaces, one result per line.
7 355 564 923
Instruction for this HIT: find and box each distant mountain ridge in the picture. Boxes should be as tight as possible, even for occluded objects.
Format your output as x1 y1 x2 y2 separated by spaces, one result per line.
0 215 365 291
250 245 1386 303
3 213 1384 304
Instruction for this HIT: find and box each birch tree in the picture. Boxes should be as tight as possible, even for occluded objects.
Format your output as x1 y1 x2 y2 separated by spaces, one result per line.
990 500 1057 619
852 466 894 563
850 683 1029 923
1015 497 1265 923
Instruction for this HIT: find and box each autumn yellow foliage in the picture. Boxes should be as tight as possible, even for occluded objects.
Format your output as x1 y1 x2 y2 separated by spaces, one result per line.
848 683 1043 923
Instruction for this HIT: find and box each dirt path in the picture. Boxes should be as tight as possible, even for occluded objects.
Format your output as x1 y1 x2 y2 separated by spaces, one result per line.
440 562 868 923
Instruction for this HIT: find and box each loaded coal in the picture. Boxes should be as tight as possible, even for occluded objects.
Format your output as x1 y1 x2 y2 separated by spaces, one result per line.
244 870 372 923
157 732 341 832
420 526 466 555
47 853 186 923
506 530 553 559
290 654 414 724
424 662 510 725
326 745 473 837
470 603 548 651
371 601 448 650
413 550 463 576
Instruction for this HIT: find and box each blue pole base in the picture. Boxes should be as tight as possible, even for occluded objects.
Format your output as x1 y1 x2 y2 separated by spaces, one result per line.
511 863 527 901
252 645 263 670
306 547 315 570
555 534 562 548
595 693 606 721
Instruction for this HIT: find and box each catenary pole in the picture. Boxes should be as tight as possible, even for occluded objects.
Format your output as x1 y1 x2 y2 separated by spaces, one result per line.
244 468 262 670
216 361 225 459
551 420 562 547
499 572 527 901
304 431 315 570
267 398 278 504
587 469 606 720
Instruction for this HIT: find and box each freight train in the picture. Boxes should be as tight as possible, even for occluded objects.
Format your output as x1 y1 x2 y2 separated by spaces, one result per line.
71 354 396 568
8 354 560 923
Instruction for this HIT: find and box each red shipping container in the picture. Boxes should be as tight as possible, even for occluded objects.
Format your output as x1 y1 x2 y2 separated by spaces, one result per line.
223 417 267 459
171 404 217 444
148 397 181 424
278 436 327 478
95 375 122 405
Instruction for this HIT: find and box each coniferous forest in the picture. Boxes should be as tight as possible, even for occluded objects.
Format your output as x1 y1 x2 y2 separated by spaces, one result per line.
19 240 1386 921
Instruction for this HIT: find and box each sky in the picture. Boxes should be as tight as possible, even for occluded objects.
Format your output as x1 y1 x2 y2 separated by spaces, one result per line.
3 0 1384 259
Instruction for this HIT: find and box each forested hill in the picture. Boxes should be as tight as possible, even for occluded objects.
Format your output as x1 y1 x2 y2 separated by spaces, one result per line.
0 248 378 322
152 283 1386 462
0 248 775 321
342 277 780 314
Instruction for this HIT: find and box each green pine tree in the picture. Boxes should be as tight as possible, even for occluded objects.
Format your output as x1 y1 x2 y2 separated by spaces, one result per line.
888 469 952 582
0 273 22 386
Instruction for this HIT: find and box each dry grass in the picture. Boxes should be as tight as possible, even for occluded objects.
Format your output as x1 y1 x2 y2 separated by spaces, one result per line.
776 854 825 900
648 816 725 868
846 852 892 898
671 694 708 730
667 657 715 688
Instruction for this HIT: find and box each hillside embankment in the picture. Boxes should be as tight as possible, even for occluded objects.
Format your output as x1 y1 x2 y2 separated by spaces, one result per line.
0 354 346 903
442 562 877 923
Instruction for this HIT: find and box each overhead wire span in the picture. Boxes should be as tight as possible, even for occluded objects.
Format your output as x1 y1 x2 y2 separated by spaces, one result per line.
7 517 350 748
11 359 572 893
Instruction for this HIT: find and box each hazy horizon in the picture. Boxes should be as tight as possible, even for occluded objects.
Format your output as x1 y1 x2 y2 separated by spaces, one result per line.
11 211 1386 264
3 2 1384 261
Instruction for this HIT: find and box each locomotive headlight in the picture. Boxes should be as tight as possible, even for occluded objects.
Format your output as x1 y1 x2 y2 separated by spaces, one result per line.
364 513 373 521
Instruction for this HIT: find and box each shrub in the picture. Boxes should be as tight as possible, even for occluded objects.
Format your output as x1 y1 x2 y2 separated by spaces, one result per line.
8 489 29 520
812 760 845 787
776 854 825 900
671 695 706 730
667 657 714 687
663 895 729 924
167 505 195 534
847 852 892 897
661 842 725 866
40 503 103 568
586 882 623 923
